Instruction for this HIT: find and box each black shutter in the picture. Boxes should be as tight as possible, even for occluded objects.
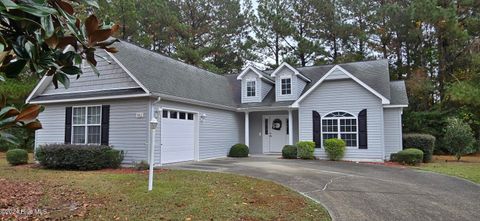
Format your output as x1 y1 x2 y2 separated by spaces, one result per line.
101 105 110 145
312 110 321 148
358 109 368 149
64 107 72 144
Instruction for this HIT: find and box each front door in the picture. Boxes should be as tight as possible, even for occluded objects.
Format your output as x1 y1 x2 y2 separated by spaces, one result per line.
263 115 289 153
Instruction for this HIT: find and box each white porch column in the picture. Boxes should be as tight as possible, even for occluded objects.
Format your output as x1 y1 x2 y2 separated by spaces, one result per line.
288 109 293 145
245 112 249 147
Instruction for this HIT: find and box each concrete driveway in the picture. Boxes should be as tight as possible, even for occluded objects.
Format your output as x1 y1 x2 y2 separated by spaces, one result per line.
166 155 480 221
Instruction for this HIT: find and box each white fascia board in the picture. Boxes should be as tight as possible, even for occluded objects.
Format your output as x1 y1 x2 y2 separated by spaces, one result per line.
105 50 150 94
383 104 408 108
26 75 52 103
29 93 150 104
237 66 274 84
270 62 311 83
292 65 390 106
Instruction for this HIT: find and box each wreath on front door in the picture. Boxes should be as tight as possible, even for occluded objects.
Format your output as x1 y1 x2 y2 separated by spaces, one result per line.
272 119 282 130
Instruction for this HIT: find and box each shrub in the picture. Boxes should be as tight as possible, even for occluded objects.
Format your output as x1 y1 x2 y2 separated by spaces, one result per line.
105 149 125 169
324 138 346 161
390 153 398 162
443 118 476 161
282 145 297 159
394 148 424 165
228 143 249 157
297 141 315 159
6 149 28 165
35 144 124 170
134 160 149 170
403 133 436 163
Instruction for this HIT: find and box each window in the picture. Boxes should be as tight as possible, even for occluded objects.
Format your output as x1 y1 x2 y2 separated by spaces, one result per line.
281 78 292 95
179 112 186 120
321 111 357 147
170 111 178 119
72 106 101 144
246 80 256 97
187 113 194 120
162 110 168 118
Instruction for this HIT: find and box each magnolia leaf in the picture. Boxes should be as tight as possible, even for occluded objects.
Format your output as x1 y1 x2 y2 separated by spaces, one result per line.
89 29 113 44
0 0 19 10
57 36 77 50
25 120 42 130
45 34 59 48
41 15 55 38
0 106 19 118
104 47 118 53
60 65 81 75
55 72 70 88
0 116 16 128
4 59 27 78
85 14 99 36
17 4 57 17
56 0 74 15
16 104 42 123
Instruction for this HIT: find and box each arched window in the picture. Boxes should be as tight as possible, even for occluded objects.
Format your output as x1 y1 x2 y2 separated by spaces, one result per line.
322 111 357 147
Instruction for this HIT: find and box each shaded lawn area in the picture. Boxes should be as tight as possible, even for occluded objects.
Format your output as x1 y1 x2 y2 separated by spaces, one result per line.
416 154 480 184
0 153 330 220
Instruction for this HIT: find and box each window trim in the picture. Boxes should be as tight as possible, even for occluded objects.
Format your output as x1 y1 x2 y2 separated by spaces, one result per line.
246 79 256 97
321 111 358 148
280 76 292 95
71 105 102 144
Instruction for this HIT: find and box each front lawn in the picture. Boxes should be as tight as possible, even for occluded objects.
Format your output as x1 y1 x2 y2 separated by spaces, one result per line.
417 154 480 184
0 153 330 220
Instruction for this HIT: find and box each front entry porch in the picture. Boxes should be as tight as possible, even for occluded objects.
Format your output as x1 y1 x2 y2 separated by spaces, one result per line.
243 109 299 154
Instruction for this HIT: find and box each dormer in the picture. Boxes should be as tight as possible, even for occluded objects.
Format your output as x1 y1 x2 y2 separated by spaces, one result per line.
270 63 311 102
237 66 274 103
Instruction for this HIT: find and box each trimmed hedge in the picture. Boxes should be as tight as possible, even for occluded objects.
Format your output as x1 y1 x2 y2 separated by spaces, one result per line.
228 143 249 157
282 145 297 159
403 133 435 163
394 148 424 165
297 141 315 159
6 149 28 165
324 138 346 161
35 144 124 170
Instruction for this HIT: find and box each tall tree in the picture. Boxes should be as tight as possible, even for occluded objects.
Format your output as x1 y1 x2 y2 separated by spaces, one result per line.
254 0 293 67
170 0 252 74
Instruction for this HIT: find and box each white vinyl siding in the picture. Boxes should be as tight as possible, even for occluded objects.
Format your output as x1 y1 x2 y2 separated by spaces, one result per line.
41 50 141 95
35 98 150 164
384 108 403 160
298 79 385 161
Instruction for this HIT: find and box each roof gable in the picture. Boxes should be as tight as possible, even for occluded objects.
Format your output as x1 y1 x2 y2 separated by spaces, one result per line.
237 65 274 84
270 62 311 82
292 65 390 107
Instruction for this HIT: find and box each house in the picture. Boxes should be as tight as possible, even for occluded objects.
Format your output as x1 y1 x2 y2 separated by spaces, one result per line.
27 41 408 164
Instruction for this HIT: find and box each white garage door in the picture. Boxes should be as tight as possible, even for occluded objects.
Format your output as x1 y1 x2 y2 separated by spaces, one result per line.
161 110 195 164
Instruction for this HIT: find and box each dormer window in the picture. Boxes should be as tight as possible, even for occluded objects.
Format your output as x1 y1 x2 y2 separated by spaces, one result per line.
246 80 256 97
281 77 292 95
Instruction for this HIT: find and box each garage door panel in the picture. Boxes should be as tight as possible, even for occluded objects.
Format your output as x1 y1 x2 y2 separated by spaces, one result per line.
161 111 195 164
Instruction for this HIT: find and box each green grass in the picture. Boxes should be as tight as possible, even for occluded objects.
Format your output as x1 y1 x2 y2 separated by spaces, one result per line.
416 155 480 184
0 153 330 220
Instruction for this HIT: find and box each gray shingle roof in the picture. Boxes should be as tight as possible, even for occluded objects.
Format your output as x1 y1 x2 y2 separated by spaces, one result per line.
389 81 408 105
112 41 406 108
114 41 237 107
